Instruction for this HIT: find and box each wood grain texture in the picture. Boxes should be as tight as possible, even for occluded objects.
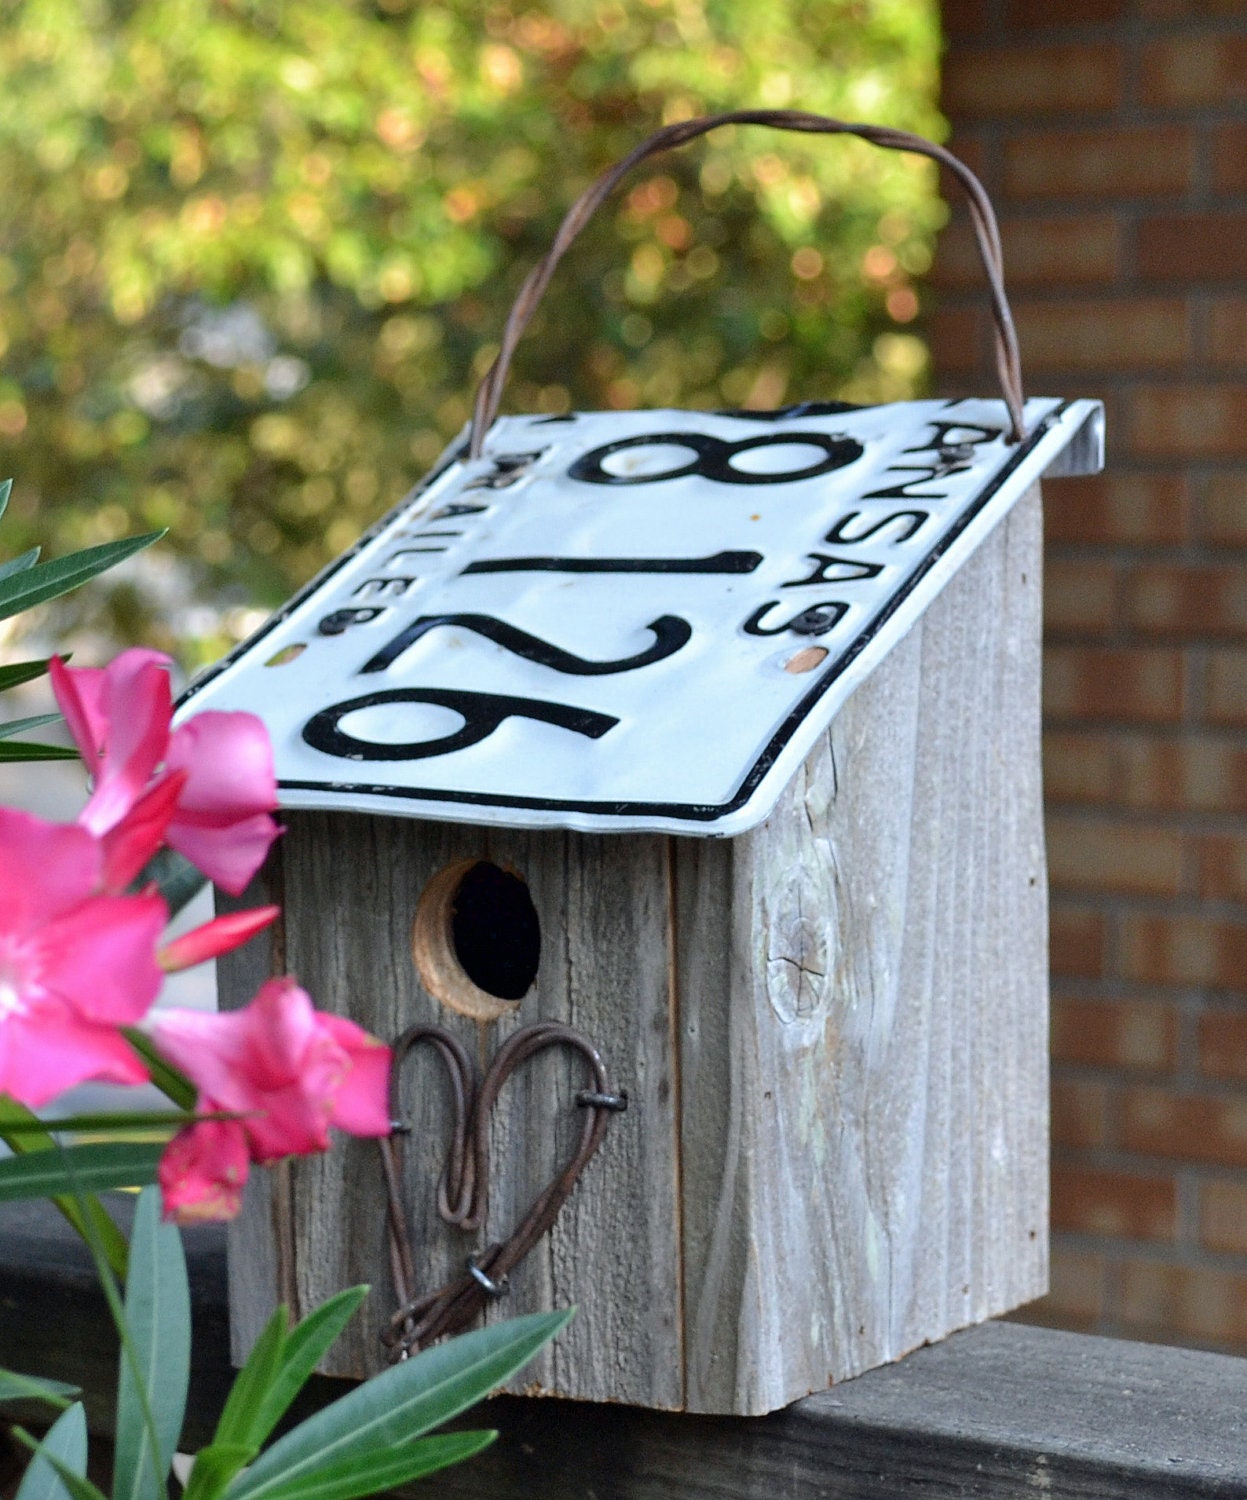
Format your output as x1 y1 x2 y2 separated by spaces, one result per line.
245 815 682 1406
4 1210 1244 1500
676 483 1048 1413
224 486 1046 1414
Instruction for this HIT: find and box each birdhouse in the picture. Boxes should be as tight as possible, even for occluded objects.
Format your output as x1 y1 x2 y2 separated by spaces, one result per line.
184 112 1105 1416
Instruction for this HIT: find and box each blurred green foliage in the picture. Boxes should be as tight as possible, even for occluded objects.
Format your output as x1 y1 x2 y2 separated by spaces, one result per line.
0 0 943 667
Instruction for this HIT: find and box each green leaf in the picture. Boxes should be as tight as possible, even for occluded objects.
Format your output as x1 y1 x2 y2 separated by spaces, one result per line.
15 1401 87 1500
0 1141 163 1201
0 713 61 740
139 847 208 919
0 1097 130 1277
229 1431 496 1500
212 1305 288 1452
0 531 164 623
114 1187 190 1500
0 659 55 693
0 1370 76 1409
10 1426 107 1500
122 1030 197 1112
1 1110 234 1135
0 478 11 522
226 1310 570 1500
250 1287 370 1450
0 741 79 761
0 547 42 583
181 1445 256 1500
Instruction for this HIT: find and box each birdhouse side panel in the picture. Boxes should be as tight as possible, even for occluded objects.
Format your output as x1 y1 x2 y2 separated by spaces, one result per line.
219 812 685 1408
675 484 1048 1415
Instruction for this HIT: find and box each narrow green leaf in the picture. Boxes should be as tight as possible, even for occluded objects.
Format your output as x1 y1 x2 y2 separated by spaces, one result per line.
0 1142 163 1201
213 1305 287 1452
10 1427 107 1500
0 531 164 622
0 547 42 583
250 1287 370 1449
181 1444 256 1500
0 1097 129 1275
15 1401 87 1500
0 658 55 692
138 848 207 919
0 713 61 741
114 1187 189 1500
230 1431 496 1500
0 741 79 761
122 1030 197 1111
0 1371 76 1409
0 478 11 521
227 1310 570 1500
1 1110 236 1135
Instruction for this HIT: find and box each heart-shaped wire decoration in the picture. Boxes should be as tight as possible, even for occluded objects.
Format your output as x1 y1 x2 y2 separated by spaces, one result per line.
377 1020 626 1360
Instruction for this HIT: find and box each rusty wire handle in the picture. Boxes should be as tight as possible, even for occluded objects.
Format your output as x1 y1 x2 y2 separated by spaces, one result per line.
468 108 1026 457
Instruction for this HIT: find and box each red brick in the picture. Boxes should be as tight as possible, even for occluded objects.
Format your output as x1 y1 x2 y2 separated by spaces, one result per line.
1129 386 1247 460
1052 994 1177 1070
1141 35 1247 109
1047 815 1184 896
1045 559 1117 633
1120 1260 1247 1344
1121 1086 1247 1166
1125 565 1247 637
1012 1248 1107 1331
1045 473 1189 545
944 44 1122 118
1044 647 1185 723
928 304 985 373
934 215 1122 290
1204 476 1247 546
1006 0 1125 26
1140 0 1246 16
1213 124 1247 195
1200 1178 1247 1254
1198 839 1247 903
1139 214 1247 283
1122 913 1247 988
1052 1074 1111 1148
1015 297 1189 371
1050 905 1108 978
1199 1009 1247 1080
1005 126 1196 199
1207 648 1247 724
1052 1163 1177 1240
1208 298 1247 367
1044 731 1247 814
940 0 989 38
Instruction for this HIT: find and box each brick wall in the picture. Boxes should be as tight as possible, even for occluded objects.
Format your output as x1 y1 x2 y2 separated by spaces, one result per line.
934 0 1247 1351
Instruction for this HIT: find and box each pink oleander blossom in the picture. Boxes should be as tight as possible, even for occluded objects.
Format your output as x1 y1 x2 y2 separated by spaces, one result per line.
151 978 391 1222
0 808 165 1108
50 649 280 895
158 906 280 973
158 1118 250 1224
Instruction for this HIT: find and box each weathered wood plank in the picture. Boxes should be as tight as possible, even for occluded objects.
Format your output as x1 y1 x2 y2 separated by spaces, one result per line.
252 814 682 1406
3 1205 1246 1500
676 485 1048 1413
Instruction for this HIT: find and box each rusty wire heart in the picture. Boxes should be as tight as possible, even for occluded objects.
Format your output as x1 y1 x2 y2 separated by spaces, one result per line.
377 1019 626 1360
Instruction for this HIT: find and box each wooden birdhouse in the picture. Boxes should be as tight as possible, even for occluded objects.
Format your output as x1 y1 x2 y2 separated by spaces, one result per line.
185 112 1105 1416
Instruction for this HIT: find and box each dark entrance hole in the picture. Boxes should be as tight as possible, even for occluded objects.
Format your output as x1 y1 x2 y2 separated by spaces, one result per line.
450 861 541 1001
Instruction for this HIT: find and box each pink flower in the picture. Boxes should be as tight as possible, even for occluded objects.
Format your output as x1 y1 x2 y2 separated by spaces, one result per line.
0 808 165 1108
50 649 280 895
151 978 391 1221
158 906 280 973
158 1118 250 1224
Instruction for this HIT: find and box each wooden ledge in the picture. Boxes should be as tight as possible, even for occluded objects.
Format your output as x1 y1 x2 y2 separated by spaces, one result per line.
3 1200 1247 1498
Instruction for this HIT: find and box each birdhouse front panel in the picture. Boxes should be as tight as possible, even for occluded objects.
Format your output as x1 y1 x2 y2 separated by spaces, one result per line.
205 396 1098 1416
